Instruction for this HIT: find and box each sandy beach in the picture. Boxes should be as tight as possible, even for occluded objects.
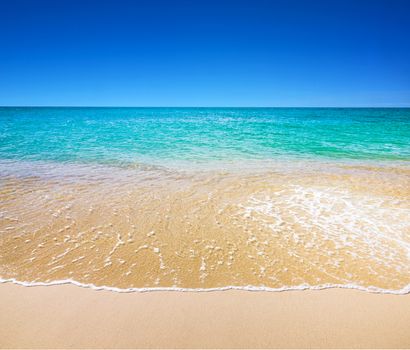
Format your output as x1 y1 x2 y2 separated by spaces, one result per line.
0 283 409 349
2 0 410 347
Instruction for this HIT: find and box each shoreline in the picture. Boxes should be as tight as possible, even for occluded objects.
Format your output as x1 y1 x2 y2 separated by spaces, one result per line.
1 160 409 294
1 278 410 295
1 282 410 349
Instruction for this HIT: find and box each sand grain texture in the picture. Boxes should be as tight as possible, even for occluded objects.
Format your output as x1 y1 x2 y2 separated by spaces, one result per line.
0 283 409 349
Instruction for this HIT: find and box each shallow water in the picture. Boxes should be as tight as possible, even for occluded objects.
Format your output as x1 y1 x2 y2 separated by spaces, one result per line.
0 108 409 292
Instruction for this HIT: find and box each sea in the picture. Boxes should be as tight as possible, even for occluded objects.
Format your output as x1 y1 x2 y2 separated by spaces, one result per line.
0 107 409 293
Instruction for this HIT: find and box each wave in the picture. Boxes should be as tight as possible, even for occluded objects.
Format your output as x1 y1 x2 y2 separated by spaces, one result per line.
1 277 409 294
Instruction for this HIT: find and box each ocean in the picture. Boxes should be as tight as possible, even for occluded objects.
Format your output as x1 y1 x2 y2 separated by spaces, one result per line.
0 107 409 293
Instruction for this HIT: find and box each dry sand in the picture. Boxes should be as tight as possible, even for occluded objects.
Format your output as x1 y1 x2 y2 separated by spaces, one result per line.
0 283 409 349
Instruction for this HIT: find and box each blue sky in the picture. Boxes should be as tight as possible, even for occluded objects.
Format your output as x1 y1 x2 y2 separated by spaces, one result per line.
0 0 409 107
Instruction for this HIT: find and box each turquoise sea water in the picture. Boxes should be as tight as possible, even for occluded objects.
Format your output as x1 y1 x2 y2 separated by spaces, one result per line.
1 107 410 293
1 107 409 167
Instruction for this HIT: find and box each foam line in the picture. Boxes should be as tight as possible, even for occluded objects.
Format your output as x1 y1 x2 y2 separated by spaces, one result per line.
1 277 409 295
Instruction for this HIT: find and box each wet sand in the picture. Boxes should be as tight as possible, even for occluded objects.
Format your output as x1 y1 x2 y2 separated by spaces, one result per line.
0 283 409 349
1 162 410 292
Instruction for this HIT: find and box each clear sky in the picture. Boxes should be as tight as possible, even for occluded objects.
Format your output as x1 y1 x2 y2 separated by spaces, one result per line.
0 0 409 107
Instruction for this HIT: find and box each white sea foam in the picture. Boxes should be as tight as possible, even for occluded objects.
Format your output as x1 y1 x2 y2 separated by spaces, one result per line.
242 185 410 259
0 277 409 294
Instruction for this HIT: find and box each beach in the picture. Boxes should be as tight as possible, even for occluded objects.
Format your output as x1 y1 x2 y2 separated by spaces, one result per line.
0 282 409 348
1 107 410 348
2 0 410 347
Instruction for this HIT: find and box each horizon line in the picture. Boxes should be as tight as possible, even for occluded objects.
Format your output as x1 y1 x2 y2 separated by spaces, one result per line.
1 105 410 109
